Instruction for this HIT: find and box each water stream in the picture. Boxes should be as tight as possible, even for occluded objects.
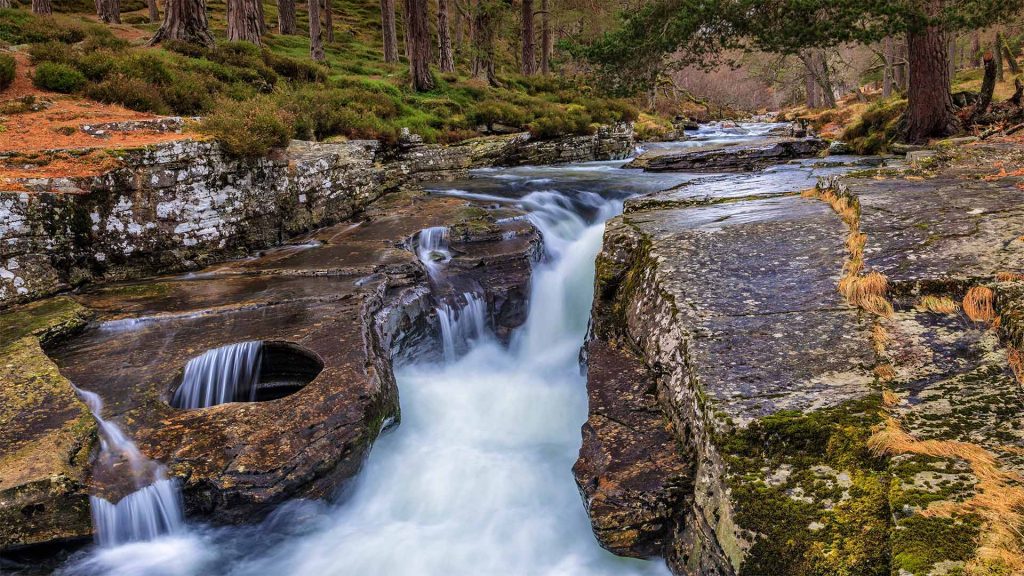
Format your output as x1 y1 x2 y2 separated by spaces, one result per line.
60 123 862 576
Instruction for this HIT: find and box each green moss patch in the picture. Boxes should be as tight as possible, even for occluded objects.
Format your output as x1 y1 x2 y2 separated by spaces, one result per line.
0 296 91 349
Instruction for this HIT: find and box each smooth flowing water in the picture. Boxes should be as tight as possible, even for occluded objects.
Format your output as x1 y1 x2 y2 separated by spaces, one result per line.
171 341 264 409
61 123 856 576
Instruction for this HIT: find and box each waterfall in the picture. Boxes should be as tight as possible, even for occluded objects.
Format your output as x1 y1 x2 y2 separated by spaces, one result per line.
416 226 452 280
73 386 185 548
171 341 263 409
436 292 489 362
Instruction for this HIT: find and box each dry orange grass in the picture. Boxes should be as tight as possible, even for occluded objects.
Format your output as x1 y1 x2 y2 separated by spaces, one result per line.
870 418 1024 574
1009 347 1024 386
881 388 900 407
964 286 996 322
995 271 1024 282
875 363 897 382
871 323 890 355
914 295 960 315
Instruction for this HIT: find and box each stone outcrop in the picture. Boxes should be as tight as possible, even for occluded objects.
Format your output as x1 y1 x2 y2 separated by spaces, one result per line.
0 187 541 559
581 138 1024 575
0 124 633 308
626 137 827 172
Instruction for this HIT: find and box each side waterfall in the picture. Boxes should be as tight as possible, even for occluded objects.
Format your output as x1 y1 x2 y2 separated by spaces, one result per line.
436 291 489 362
73 387 185 547
170 341 263 409
415 226 452 280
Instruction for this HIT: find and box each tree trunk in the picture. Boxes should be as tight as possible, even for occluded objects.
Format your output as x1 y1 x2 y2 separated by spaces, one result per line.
96 0 121 23
147 0 160 22
323 0 334 42
996 32 1005 82
894 40 908 92
278 0 296 34
520 0 535 75
805 62 818 108
800 50 836 108
31 0 51 15
381 0 399 63
473 1 497 85
883 37 895 98
0 0 12 8
947 36 956 78
904 14 958 143
972 32 981 67
257 0 266 34
1003 43 1020 75
151 0 214 46
540 0 550 74
308 0 324 61
227 0 262 43
405 0 434 90
437 0 455 72
978 51 997 116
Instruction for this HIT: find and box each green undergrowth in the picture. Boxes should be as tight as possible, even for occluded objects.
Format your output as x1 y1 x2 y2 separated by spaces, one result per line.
1 8 638 156
720 397 893 576
841 98 907 155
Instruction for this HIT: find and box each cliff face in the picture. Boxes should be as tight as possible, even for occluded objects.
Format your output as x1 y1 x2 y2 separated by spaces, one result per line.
0 123 634 308
580 140 1024 576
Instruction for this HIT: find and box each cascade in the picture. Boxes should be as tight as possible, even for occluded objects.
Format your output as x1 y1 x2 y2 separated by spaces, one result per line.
171 341 263 409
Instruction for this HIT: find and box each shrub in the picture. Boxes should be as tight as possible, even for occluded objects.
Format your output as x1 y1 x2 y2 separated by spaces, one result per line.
74 50 117 81
115 52 174 86
529 107 595 139
163 40 211 59
283 87 401 142
264 52 326 83
33 61 85 93
199 96 295 157
86 74 168 113
0 53 14 91
470 99 530 130
27 41 75 65
159 72 216 115
0 9 87 44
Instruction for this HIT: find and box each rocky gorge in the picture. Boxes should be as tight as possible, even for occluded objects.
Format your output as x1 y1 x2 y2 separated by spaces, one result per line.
3 121 1024 576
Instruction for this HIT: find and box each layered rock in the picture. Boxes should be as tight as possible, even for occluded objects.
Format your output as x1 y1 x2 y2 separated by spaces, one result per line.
0 188 540 558
0 124 633 308
627 137 827 172
581 139 1024 575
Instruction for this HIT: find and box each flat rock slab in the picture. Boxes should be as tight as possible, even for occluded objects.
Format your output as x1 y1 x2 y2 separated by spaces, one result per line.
848 170 1024 288
621 194 874 422
626 138 828 172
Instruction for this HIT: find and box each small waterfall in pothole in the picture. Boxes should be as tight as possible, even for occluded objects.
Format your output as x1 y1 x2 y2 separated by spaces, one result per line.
436 292 489 362
73 386 185 548
171 341 263 409
415 226 452 280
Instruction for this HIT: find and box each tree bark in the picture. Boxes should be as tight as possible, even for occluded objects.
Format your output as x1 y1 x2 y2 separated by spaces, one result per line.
904 12 958 143
278 0 296 33
31 0 51 15
0 0 12 8
437 0 455 72
381 0 399 63
972 32 981 67
800 50 836 108
147 0 160 22
473 1 497 85
308 0 324 61
323 0 334 42
405 0 434 90
520 0 535 75
227 0 262 43
883 37 895 98
978 51 997 116
96 0 121 23
257 0 266 34
1003 43 1020 75
151 0 214 47
540 0 550 74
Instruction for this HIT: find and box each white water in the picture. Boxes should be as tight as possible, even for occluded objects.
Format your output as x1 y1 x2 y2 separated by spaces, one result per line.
171 341 263 409
73 387 185 549
436 291 489 362
416 225 453 280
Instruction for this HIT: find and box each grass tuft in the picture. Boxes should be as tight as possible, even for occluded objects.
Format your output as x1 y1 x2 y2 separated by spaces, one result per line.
914 295 960 315
963 286 996 323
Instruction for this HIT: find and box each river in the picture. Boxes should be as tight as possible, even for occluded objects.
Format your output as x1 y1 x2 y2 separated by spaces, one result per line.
59 123 857 576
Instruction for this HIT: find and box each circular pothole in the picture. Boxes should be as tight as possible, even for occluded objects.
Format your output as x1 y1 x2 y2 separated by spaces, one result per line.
170 341 323 409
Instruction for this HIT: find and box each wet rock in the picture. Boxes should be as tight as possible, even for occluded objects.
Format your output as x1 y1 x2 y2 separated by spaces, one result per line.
3 189 539 548
626 137 827 172
0 298 96 554
0 125 632 308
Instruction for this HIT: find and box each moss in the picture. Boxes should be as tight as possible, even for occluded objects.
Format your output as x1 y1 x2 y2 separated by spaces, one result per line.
721 397 892 576
841 98 907 155
94 282 171 301
892 514 981 575
0 296 91 349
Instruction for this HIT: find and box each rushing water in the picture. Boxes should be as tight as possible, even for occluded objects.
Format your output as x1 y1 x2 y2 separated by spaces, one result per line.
73 387 185 549
171 341 264 409
60 123 865 576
